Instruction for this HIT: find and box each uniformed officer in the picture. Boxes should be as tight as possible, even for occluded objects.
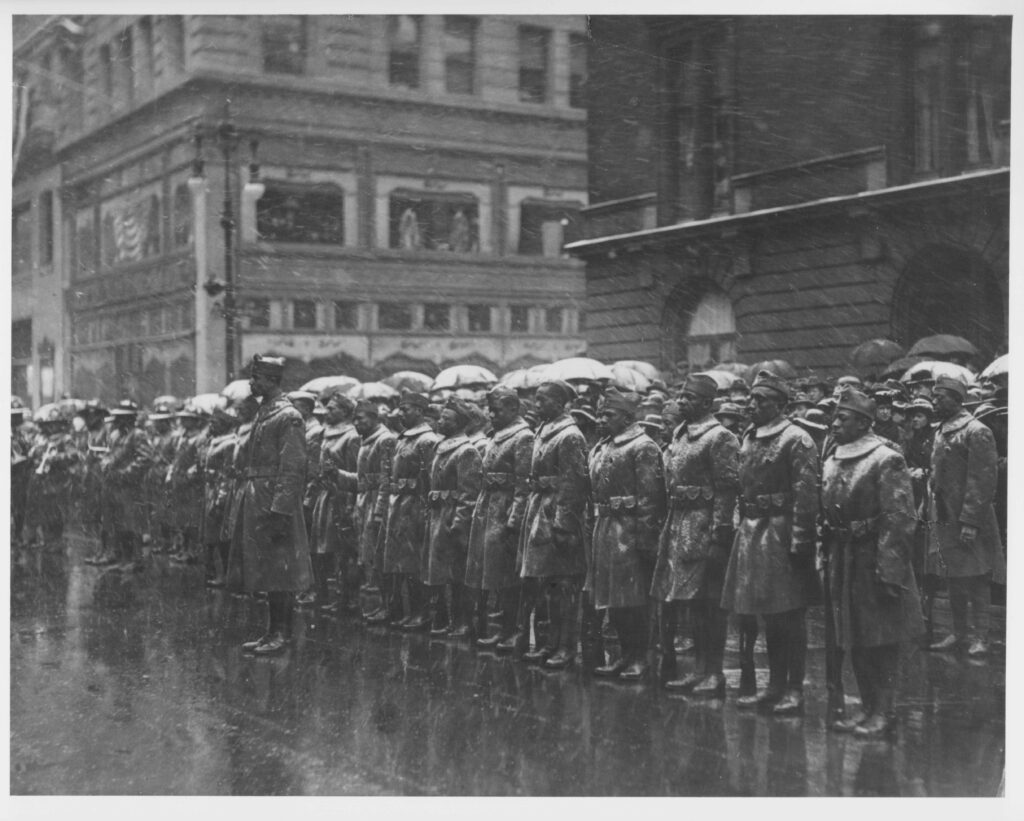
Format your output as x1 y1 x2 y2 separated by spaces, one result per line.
146 400 179 554
167 405 207 564
25 403 78 548
100 400 153 572
199 406 239 586
290 389 323 608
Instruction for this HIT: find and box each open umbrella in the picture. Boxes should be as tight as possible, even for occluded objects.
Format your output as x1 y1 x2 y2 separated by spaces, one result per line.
900 360 976 385
849 339 905 375
907 334 979 360
748 359 797 382
708 362 752 380
610 364 652 393
220 379 252 402
432 365 498 392
694 370 738 391
498 368 547 392
382 371 433 393
980 355 1008 380
189 393 228 415
880 355 929 379
612 360 661 382
542 357 613 384
300 375 360 399
345 382 399 401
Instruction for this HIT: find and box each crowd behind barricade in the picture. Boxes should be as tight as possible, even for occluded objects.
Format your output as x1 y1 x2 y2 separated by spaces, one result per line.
9 349 1008 741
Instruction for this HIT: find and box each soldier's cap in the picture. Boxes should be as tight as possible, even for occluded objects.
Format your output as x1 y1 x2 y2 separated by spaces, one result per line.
487 385 519 407
325 392 357 412
639 413 664 433
537 379 576 405
787 392 813 408
110 399 141 416
816 396 838 413
570 401 597 425
286 390 317 406
714 401 746 421
836 387 876 421
443 396 474 426
600 388 642 416
836 375 863 388
800 408 830 431
729 377 751 393
640 392 666 413
320 384 353 405
750 370 791 401
250 353 286 377
354 399 380 417
804 376 832 392
148 404 175 421
662 399 682 417
681 374 719 400
909 398 934 415
398 390 430 411
933 375 968 401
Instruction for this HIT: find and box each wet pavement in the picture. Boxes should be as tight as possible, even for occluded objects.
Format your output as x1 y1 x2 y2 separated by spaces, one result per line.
11 532 1005 796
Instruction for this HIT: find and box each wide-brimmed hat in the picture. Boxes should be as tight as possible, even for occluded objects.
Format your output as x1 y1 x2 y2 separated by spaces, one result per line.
110 399 140 416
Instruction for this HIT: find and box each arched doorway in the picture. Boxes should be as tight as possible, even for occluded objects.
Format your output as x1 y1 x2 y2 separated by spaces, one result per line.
662 283 737 377
892 245 1005 359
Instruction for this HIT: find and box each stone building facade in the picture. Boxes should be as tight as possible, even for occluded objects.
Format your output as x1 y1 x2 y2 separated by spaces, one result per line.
568 16 1010 380
13 15 589 406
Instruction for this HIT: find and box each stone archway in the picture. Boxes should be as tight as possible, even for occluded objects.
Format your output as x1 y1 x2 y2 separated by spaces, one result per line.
891 244 1005 360
661 281 737 378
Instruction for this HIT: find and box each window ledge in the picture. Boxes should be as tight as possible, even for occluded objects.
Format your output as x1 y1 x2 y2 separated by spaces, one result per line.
239 242 584 268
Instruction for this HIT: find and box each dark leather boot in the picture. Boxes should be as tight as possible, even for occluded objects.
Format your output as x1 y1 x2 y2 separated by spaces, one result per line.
772 687 804 716
496 631 528 655
691 672 726 698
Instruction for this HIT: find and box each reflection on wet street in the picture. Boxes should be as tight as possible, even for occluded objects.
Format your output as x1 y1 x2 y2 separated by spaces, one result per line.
11 534 1004 796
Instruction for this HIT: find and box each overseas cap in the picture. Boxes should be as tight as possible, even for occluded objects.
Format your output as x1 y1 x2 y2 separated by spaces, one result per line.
750 370 790 401
538 379 576 405
933 375 968 400
326 391 357 412
443 397 474 426
399 390 430 410
836 387 876 420
601 388 642 416
251 354 286 377
682 374 719 400
354 399 380 417
287 390 317 405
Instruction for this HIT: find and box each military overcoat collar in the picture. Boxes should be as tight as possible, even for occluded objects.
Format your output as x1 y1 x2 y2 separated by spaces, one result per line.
322 422 355 439
401 422 433 439
831 432 889 461
539 415 575 442
493 419 529 444
750 416 791 440
257 393 295 421
435 433 470 456
611 423 645 446
937 409 973 437
362 424 388 444
686 415 719 441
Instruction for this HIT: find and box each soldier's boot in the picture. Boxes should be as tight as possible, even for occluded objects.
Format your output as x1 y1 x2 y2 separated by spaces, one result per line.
666 603 705 692
545 585 578 670
656 602 678 683
470 590 492 646
854 686 896 739
496 588 530 655
402 581 431 631
754 617 786 710
595 609 630 677
204 544 219 584
931 580 969 651
217 541 231 586
737 615 759 701
525 588 557 664
429 586 451 636
693 605 728 698
477 588 508 648
619 608 649 681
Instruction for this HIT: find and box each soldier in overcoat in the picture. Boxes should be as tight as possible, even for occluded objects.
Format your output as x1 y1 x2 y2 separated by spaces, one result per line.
146 401 179 553
721 371 820 714
290 390 323 608
516 380 589 670
26 404 79 547
422 398 484 637
76 401 111 564
588 389 666 681
309 390 361 614
821 389 924 738
342 400 396 619
228 355 313 656
167 406 207 564
199 407 238 586
220 396 259 549
652 374 739 696
100 400 153 572
466 386 534 648
382 392 440 629
925 376 1005 656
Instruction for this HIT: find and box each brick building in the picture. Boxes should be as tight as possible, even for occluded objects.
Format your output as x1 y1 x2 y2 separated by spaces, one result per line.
567 16 1010 380
12 15 588 406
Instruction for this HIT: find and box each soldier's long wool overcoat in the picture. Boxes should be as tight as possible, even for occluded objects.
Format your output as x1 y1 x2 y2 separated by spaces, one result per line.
586 423 666 609
383 423 440 575
310 422 360 555
465 419 534 591
422 434 483 585
220 422 252 543
227 393 312 593
721 417 821 615
518 415 589 579
651 417 740 603
168 428 207 533
925 409 1005 582
821 433 925 648
199 431 236 544
347 424 396 569
147 427 179 531
100 425 152 535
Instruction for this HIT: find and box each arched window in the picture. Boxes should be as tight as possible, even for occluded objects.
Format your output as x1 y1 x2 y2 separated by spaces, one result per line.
662 283 737 375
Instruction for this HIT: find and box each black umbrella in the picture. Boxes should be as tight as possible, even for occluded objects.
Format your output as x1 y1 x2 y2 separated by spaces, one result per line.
907 334 979 359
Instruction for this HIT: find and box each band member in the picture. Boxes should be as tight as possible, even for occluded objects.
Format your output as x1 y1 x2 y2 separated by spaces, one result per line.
25 404 78 547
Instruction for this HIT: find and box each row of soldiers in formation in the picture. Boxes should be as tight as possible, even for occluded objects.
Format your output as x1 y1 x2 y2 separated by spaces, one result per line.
10 355 1007 740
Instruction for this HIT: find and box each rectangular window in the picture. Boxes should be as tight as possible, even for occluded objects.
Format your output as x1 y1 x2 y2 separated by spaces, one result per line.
518 26 549 103
138 16 155 86
334 300 358 330
164 16 186 72
509 305 530 333
59 42 85 120
12 202 32 276
39 191 54 266
378 302 413 331
444 17 476 95
518 200 582 256
262 16 307 75
388 15 421 89
545 307 564 334
12 319 33 360
424 303 451 331
247 298 271 329
293 299 317 329
257 181 345 244
389 190 478 252
99 43 113 97
118 28 134 105
468 305 491 333
569 33 587 109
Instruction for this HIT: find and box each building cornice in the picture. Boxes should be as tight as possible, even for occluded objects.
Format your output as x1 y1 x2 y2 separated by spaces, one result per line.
566 167 1010 257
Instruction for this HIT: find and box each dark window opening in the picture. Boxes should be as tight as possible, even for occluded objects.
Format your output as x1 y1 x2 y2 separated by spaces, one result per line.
569 33 587 108
293 299 317 329
39 192 54 266
172 182 192 247
13 202 32 276
424 303 451 331
444 17 476 95
468 305 492 333
99 43 113 97
518 200 582 256
247 298 271 329
379 303 413 331
257 181 345 244
388 15 421 89
545 307 564 334
334 300 358 330
12 319 33 360
510 305 530 333
518 26 549 103
262 16 307 75
389 190 478 252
